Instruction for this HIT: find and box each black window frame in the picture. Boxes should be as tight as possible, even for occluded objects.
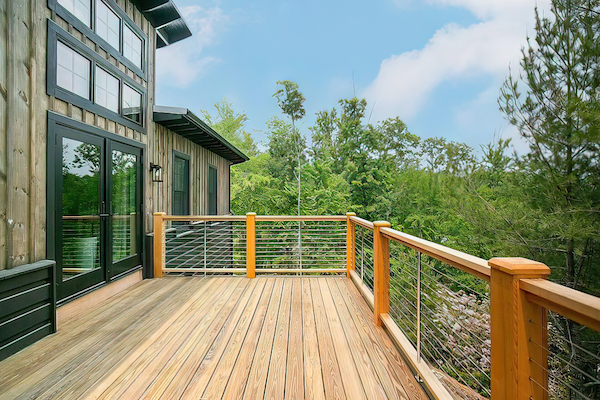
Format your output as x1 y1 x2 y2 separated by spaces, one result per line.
207 165 218 215
47 20 147 134
172 150 191 216
48 0 148 80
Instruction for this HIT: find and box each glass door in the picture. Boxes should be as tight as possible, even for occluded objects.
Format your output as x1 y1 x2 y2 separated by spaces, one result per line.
58 131 106 301
52 121 143 302
109 142 142 278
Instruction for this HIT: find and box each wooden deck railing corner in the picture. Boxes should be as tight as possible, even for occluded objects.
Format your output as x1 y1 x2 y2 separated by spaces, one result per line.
246 212 256 279
345 212 356 278
373 221 391 327
489 257 551 400
153 212 166 279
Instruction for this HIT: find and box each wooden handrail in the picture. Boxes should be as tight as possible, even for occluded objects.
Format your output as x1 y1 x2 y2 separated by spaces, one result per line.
349 216 374 230
521 278 600 333
254 215 346 221
163 215 247 222
380 226 491 281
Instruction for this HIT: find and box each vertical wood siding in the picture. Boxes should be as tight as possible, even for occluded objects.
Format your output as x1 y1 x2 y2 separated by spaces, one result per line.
0 0 233 271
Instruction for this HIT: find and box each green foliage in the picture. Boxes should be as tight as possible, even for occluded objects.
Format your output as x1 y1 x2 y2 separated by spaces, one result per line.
499 0 600 290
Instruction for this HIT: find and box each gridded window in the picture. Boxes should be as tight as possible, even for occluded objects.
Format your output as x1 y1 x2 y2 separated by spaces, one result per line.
57 0 92 27
56 42 91 99
95 0 120 50
123 25 142 69
122 84 142 123
173 156 190 215
208 166 217 215
95 66 119 113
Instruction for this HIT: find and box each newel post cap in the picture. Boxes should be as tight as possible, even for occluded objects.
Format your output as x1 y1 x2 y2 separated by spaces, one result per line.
246 212 256 216
153 212 166 216
346 212 356 217
489 257 551 276
373 221 391 228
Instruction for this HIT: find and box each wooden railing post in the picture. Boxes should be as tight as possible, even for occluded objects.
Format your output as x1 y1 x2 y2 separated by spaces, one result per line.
346 212 356 278
246 213 256 279
373 221 391 326
153 212 166 278
489 257 550 400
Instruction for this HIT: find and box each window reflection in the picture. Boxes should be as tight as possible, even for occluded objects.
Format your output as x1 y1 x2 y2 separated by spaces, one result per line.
112 150 137 262
61 137 101 280
122 84 142 123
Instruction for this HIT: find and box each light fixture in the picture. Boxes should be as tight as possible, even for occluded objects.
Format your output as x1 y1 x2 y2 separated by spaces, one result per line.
150 162 163 182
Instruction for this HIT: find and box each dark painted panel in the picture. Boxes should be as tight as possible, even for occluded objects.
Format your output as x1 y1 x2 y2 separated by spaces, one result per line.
0 261 56 362
0 269 50 296
0 305 52 343
0 324 54 361
0 284 52 321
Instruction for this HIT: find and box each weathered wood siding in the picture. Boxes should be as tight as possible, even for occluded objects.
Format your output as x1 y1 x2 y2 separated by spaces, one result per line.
149 124 232 231
0 0 233 270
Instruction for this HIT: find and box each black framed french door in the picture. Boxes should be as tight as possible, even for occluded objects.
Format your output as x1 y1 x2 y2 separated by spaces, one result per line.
48 113 143 303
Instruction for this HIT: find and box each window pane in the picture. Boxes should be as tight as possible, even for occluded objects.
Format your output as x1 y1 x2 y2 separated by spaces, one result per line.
58 0 92 28
56 42 90 99
96 0 120 50
61 137 101 279
173 156 189 215
123 84 142 123
112 149 138 262
208 166 217 215
95 66 119 113
123 25 142 69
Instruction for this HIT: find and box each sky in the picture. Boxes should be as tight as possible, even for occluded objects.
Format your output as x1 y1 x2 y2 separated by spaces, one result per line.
155 0 552 155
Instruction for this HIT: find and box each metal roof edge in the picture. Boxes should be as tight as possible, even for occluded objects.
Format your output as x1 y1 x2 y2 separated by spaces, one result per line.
153 105 249 164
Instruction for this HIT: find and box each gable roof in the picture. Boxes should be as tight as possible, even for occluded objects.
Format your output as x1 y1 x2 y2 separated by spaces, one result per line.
131 0 192 48
153 106 249 165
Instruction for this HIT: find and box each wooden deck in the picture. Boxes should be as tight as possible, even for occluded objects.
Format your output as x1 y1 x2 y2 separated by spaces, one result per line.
0 276 428 399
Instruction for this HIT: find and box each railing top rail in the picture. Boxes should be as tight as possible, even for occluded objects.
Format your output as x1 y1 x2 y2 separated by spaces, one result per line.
162 215 247 222
255 215 346 222
349 216 374 230
380 226 491 281
521 278 600 333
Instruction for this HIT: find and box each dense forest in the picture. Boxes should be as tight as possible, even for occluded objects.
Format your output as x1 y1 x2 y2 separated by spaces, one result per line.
204 0 600 299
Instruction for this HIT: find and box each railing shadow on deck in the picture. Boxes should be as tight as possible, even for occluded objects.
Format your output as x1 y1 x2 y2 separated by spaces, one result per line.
153 212 600 400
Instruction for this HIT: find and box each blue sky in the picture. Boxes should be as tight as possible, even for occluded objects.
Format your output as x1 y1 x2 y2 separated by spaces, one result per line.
155 0 550 155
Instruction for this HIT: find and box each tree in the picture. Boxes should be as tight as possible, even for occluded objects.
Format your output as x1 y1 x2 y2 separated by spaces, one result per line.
499 2 600 396
499 0 600 291
274 81 306 216
201 98 258 157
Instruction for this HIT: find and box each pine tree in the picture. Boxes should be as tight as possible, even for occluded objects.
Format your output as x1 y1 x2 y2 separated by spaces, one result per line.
499 0 600 291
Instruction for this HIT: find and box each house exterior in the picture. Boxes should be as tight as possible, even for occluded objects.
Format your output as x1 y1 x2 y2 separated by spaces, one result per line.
0 0 247 356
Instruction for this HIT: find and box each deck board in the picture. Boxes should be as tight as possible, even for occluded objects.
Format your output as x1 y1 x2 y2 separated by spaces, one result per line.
0 276 428 400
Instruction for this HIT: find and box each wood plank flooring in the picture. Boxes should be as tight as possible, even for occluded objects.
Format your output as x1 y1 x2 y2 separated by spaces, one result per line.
0 277 428 400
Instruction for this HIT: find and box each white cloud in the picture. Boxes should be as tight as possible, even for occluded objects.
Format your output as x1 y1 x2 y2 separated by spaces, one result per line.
363 0 551 122
155 6 228 88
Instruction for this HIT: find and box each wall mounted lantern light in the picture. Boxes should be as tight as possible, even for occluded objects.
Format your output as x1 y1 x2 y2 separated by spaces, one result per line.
150 162 163 182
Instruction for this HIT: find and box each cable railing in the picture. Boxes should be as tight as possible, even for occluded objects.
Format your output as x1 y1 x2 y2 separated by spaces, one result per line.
158 216 247 275
254 219 346 272
61 214 136 276
353 219 374 291
153 212 600 400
